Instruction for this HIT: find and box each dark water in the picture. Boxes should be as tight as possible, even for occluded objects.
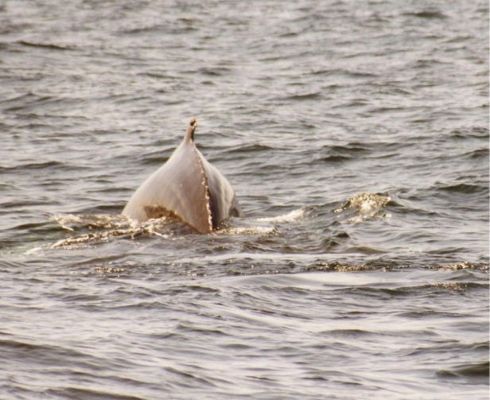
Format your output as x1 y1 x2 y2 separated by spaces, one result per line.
1 0 489 398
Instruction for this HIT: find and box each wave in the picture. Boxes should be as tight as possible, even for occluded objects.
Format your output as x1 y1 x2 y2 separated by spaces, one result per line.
431 262 489 271
17 40 75 51
335 192 392 223
436 182 488 194
449 126 489 139
437 361 489 383
220 226 277 236
45 387 145 400
226 143 276 154
280 92 322 101
257 208 305 223
0 160 64 172
403 10 447 19
316 141 402 163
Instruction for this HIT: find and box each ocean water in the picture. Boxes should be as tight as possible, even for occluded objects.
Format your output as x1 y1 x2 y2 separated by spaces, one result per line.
0 0 489 399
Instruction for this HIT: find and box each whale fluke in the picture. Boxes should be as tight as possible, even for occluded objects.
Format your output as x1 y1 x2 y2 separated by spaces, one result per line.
122 118 240 233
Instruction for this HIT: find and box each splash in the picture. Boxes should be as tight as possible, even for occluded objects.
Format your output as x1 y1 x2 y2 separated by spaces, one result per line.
433 261 489 271
221 208 306 235
219 226 278 236
50 214 172 249
306 261 391 273
335 193 391 223
50 212 278 248
54 214 129 231
257 208 305 223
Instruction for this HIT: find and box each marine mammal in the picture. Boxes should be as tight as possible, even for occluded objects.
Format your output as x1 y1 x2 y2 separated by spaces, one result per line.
122 118 240 233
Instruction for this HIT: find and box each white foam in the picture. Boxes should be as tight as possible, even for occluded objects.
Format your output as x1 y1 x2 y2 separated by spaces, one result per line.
24 246 43 255
256 208 305 223
53 214 80 231
336 193 391 223
220 226 277 236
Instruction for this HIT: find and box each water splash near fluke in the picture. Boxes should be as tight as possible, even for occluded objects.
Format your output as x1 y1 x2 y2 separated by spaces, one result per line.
257 208 306 223
335 192 391 223
50 214 173 248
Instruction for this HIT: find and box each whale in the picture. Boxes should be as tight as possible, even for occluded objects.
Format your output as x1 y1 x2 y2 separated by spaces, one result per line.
122 118 240 233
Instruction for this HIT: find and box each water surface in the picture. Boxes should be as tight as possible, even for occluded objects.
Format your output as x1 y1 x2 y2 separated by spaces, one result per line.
0 1 488 399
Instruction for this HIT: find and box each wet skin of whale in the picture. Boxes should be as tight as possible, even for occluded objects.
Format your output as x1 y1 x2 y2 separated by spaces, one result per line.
122 118 240 233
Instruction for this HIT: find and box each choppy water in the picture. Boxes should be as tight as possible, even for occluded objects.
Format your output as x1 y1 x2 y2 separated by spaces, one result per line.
1 0 489 399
